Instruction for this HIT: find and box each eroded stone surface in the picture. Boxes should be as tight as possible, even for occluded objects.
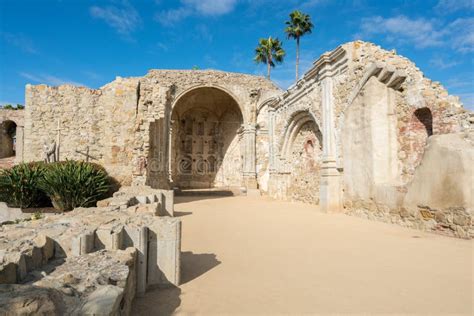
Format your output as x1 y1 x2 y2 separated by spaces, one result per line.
0 186 181 315
0 249 135 315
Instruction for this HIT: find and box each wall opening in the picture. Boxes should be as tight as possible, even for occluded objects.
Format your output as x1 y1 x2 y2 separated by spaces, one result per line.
170 87 243 189
414 107 433 137
282 112 323 204
0 120 17 159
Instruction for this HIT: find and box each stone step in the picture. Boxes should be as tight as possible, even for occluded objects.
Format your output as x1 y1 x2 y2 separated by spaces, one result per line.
175 187 239 197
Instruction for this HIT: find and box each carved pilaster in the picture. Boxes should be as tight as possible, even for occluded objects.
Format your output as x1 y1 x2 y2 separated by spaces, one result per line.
242 123 257 189
312 49 346 213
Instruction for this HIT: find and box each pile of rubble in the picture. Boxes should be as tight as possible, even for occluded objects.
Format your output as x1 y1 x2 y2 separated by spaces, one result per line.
0 186 180 315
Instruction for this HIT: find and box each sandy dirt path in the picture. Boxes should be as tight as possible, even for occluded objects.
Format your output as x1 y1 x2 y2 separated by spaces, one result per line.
132 196 473 315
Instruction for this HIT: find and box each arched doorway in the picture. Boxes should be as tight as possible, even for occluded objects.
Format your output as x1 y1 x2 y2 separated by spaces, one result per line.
282 111 322 204
170 87 244 189
0 120 17 159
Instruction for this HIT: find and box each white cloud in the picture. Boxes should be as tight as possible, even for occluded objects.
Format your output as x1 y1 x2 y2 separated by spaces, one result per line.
195 24 213 42
155 7 192 26
435 0 474 13
90 0 141 35
301 0 328 9
20 72 85 87
1 32 37 54
429 56 459 69
184 0 237 15
356 15 474 53
357 15 444 48
155 0 238 26
447 18 474 53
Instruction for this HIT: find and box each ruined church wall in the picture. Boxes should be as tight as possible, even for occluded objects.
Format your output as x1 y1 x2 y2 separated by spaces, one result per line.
266 40 472 237
332 41 473 237
22 70 280 190
335 41 470 185
24 77 141 185
132 70 281 189
267 81 323 203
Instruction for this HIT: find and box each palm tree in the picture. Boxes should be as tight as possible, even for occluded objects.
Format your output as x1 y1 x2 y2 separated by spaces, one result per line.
254 36 285 80
285 10 314 82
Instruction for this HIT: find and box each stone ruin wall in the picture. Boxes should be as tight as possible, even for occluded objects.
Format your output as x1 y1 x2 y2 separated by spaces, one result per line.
334 41 470 183
23 78 141 186
14 41 474 238
267 79 323 204
0 186 180 315
266 40 472 238
129 70 281 189
23 70 281 190
330 41 472 237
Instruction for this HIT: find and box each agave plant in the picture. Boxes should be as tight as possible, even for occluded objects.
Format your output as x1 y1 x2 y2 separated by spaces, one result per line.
0 162 49 208
39 160 110 212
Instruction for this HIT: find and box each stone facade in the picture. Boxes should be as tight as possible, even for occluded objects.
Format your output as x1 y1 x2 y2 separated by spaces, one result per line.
22 71 281 189
8 40 473 238
267 41 472 238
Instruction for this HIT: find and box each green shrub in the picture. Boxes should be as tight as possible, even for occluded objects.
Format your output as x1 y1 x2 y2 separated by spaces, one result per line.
0 163 49 208
39 160 110 212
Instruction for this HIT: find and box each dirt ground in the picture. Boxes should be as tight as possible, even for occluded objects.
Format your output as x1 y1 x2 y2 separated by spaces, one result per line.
132 195 473 315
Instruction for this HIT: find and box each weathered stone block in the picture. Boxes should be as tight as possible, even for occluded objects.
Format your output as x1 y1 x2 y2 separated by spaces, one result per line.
0 263 17 284
147 218 181 287
34 234 54 263
80 285 124 316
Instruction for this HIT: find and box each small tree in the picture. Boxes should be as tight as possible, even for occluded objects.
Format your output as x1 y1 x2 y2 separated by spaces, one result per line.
285 10 314 82
254 36 285 80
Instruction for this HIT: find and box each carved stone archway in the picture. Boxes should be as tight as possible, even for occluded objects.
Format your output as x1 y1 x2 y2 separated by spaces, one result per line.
169 86 244 189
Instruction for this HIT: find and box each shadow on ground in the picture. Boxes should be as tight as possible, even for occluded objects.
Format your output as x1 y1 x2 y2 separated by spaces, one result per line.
133 285 181 316
181 251 221 284
173 211 193 217
175 195 234 204
132 251 221 315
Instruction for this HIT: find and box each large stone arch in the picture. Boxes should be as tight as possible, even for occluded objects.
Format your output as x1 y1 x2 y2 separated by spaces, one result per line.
171 84 248 124
0 120 17 159
0 110 25 163
168 86 244 189
280 109 322 159
274 109 323 204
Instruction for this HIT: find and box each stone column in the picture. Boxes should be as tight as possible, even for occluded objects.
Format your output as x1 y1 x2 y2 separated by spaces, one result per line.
15 125 24 163
320 76 342 212
167 119 174 186
242 123 258 189
268 108 276 172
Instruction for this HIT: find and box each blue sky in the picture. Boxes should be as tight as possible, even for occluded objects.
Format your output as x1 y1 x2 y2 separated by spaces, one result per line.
1 0 473 109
